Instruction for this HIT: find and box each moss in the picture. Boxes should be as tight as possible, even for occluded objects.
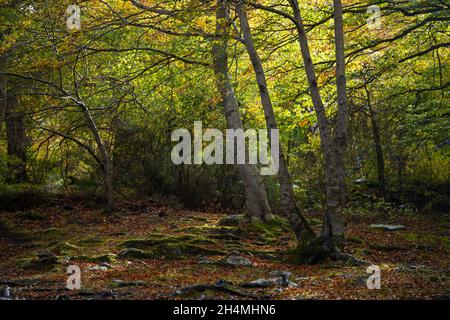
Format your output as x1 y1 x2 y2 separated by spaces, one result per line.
78 237 104 246
119 237 225 260
24 255 66 271
189 238 217 245
71 253 117 263
119 248 155 259
308 218 323 226
219 214 246 226
50 242 81 254
245 216 290 242
347 237 365 244
121 233 220 252
30 227 66 241
282 234 348 265
403 232 450 248
283 243 329 265
191 216 209 222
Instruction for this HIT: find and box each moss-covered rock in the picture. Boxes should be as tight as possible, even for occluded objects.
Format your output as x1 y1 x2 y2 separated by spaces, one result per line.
118 248 155 259
50 242 81 254
118 238 225 260
78 237 104 246
30 227 66 241
219 214 246 226
70 253 117 263
24 251 65 271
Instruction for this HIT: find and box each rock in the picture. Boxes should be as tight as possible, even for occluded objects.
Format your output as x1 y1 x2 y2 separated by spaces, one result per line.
94 289 117 298
91 254 117 263
219 214 246 226
52 242 81 254
99 262 113 269
118 248 154 259
219 254 255 267
70 254 116 264
199 254 255 267
369 224 406 231
241 278 279 288
37 250 56 259
269 271 292 287
87 265 108 272
198 257 215 265
28 250 59 269
242 277 298 289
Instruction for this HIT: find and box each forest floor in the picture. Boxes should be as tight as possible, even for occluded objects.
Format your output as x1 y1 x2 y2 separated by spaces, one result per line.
0 198 449 300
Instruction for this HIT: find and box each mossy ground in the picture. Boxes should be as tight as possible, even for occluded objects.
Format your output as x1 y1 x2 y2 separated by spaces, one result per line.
0 202 448 299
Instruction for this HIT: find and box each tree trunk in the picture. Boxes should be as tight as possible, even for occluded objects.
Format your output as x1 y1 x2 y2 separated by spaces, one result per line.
236 2 314 241
365 85 386 197
321 0 348 246
5 94 27 183
289 0 346 248
212 0 273 223
78 102 114 212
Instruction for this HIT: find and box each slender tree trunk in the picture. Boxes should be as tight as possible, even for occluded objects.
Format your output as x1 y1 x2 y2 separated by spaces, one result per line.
365 85 386 197
0 56 6 133
321 0 348 245
212 0 273 223
78 102 114 212
5 94 27 183
289 0 346 247
236 2 314 241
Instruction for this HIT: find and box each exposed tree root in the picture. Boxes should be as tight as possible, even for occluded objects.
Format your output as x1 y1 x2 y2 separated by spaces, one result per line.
174 281 269 299
291 236 371 266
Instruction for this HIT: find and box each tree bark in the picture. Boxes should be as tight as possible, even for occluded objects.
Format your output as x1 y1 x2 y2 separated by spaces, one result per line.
5 94 27 183
364 84 386 197
212 0 273 223
321 0 348 245
78 101 114 212
289 0 346 247
236 2 314 241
